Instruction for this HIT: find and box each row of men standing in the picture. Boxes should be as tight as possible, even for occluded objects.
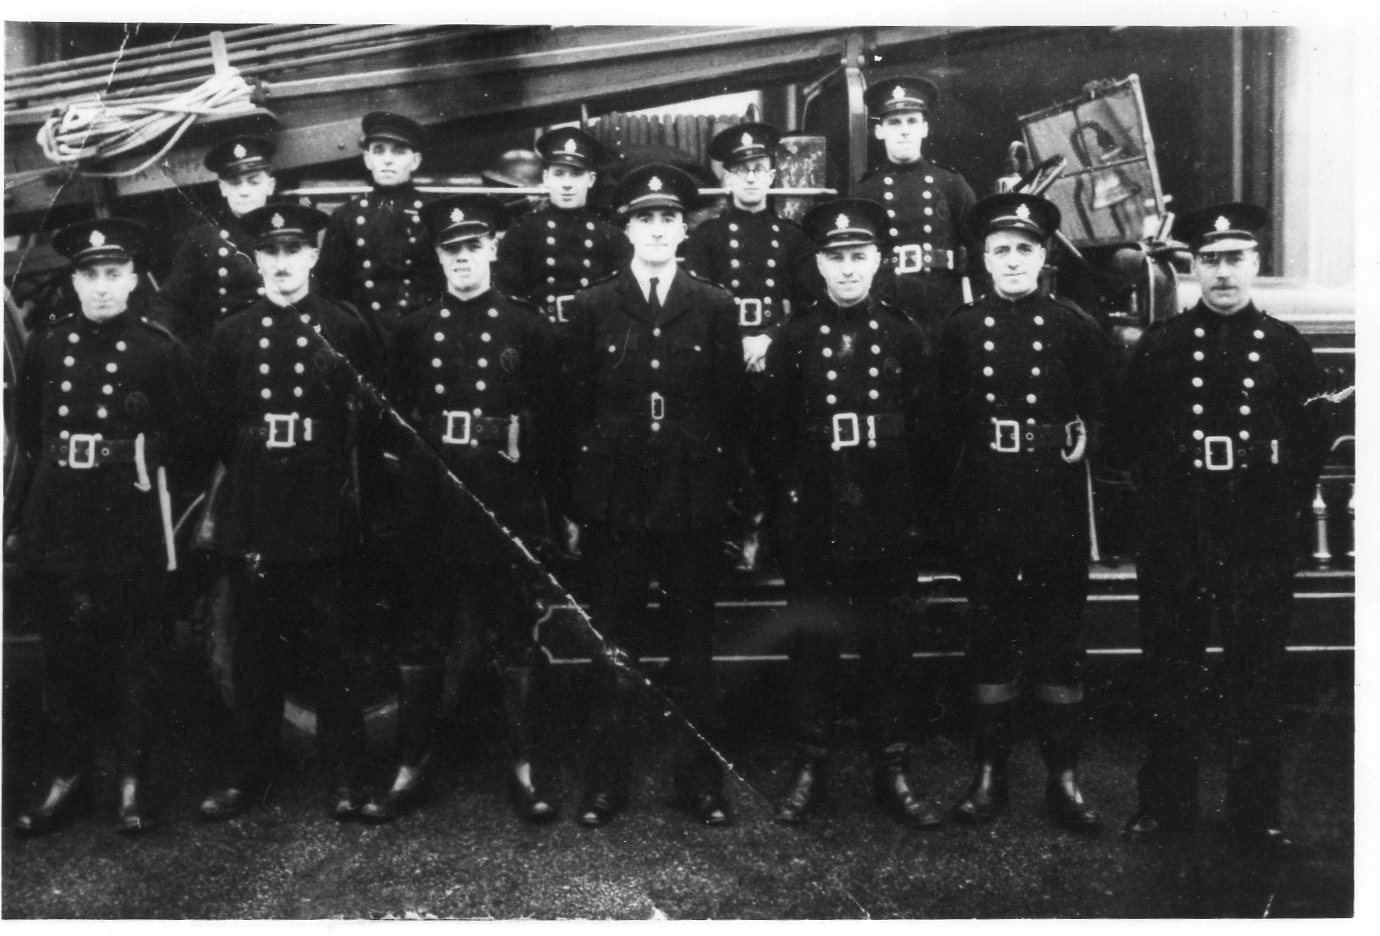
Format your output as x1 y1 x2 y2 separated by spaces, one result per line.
9 78 1328 856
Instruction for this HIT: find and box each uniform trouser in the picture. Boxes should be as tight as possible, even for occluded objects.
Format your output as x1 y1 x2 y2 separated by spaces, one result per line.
781 556 919 757
399 558 547 761
581 524 724 798
961 548 1090 692
31 571 165 779
1135 545 1294 832
220 559 366 790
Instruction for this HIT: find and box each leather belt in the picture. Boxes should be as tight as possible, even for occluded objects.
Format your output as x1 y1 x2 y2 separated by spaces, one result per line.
983 418 1077 455
1185 435 1280 472
42 433 164 467
430 411 514 445
238 414 337 448
892 243 954 274
807 411 905 450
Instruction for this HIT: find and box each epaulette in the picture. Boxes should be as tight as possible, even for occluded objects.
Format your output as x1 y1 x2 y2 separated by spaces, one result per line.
32 308 76 328
1267 313 1303 337
685 269 736 299
586 269 621 289
498 291 543 313
872 295 912 322
928 160 963 176
857 165 886 183
682 267 731 293
135 316 178 342
944 297 982 319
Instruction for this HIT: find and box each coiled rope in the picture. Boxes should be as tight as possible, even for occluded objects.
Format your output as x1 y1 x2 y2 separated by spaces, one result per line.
36 68 255 179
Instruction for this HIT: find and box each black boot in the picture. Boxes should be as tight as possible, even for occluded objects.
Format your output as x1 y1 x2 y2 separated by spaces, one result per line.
953 701 1012 824
360 663 443 823
15 774 88 837
115 774 154 835
577 662 634 828
500 665 558 824
775 748 826 825
1037 697 1103 837
873 744 941 828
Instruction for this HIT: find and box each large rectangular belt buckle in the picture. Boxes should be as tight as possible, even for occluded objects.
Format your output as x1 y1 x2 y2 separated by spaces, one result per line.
442 410 473 445
737 297 764 328
67 433 99 468
831 412 860 449
1204 435 1234 471
554 294 575 323
650 391 666 422
893 243 923 275
264 413 298 448
991 418 1021 453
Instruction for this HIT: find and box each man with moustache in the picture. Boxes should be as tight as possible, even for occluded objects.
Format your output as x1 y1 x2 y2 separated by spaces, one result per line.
198 203 378 822
563 164 746 828
365 194 560 824
1119 203 1329 854
11 218 201 836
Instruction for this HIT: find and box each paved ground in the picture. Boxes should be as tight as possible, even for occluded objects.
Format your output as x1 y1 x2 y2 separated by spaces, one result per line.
1 635 1354 919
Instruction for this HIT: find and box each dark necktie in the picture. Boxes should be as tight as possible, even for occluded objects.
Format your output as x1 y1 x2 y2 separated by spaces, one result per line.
648 277 662 319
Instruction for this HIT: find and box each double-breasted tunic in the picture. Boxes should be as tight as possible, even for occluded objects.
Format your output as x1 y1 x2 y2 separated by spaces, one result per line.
765 295 933 565
683 206 821 337
388 289 558 562
494 204 631 327
149 209 263 363
205 293 377 561
563 268 746 533
856 158 977 314
15 306 201 574
316 182 442 336
938 290 1113 561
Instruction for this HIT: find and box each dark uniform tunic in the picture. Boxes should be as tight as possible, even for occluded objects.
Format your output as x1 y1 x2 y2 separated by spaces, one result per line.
495 203 631 327
765 293 935 750
204 292 378 789
1120 300 1328 834
683 206 820 336
857 159 977 316
14 304 201 777
316 182 442 338
563 266 746 795
937 289 1113 689
148 210 263 364
388 288 557 666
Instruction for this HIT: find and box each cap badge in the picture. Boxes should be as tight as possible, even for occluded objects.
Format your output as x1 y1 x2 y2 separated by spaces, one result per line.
450 208 466 224
647 176 663 192
1214 215 1231 232
88 229 106 248
1015 203 1031 221
741 132 755 147
561 138 579 154
232 143 247 159
891 85 907 100
271 212 286 229
835 213 851 230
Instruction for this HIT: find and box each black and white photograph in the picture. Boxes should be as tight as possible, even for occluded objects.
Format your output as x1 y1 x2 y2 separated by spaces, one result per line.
0 5 1360 920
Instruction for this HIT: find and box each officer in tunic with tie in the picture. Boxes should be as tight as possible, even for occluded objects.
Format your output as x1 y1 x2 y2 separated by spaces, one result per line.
365 194 560 824
1119 203 1328 854
198 204 379 822
316 111 442 339
856 76 977 322
11 218 202 836
563 164 747 828
495 127 631 560
685 122 821 571
764 198 941 829
937 193 1113 838
150 134 276 365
